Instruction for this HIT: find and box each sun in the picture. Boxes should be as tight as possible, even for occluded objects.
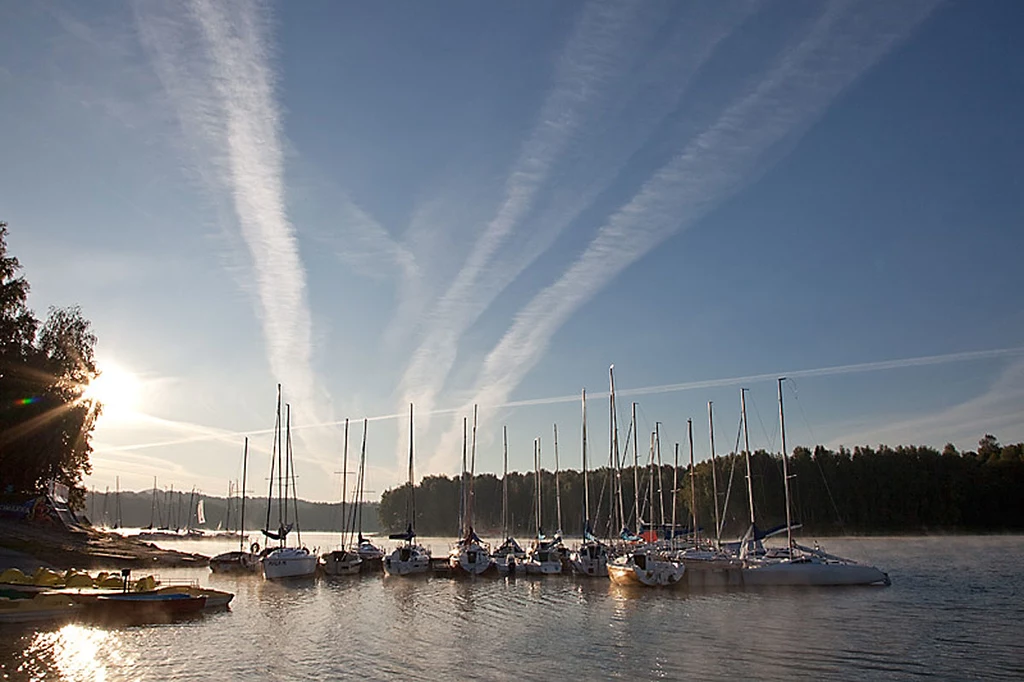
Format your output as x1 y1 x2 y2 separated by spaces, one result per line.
82 361 142 421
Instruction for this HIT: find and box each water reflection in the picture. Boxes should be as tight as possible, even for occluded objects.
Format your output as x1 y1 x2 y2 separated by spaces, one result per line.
20 624 117 681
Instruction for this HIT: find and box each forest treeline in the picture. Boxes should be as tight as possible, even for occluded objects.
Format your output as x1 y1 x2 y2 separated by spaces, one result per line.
83 488 381 534
378 436 1024 537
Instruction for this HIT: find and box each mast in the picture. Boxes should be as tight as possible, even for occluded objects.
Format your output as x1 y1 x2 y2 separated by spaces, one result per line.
341 418 349 549
671 442 679 545
287 404 301 547
647 431 655 536
741 388 756 527
186 486 195 532
631 402 640 533
708 401 722 545
688 418 697 547
534 438 542 537
284 404 292 530
407 403 415 539
114 477 122 529
240 437 248 552
778 377 793 551
553 424 563 536
469 404 478 535
460 417 467 538
581 389 590 535
502 425 509 540
264 382 280 532
356 419 368 543
149 477 157 529
655 423 665 529
609 365 625 535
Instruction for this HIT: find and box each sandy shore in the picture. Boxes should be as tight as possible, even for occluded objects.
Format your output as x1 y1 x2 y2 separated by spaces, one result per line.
0 520 208 571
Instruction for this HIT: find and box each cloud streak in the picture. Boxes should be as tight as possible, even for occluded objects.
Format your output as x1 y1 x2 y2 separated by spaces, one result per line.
397 0 655 435
434 1 939 467
134 0 327 455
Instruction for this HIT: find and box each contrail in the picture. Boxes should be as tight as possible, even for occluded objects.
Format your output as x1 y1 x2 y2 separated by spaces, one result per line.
102 344 1019 454
433 0 940 467
135 0 327 454
396 0 653 446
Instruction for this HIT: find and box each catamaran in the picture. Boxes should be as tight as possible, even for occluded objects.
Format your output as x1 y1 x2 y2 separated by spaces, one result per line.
260 387 317 580
321 418 363 576
383 404 431 577
734 381 890 587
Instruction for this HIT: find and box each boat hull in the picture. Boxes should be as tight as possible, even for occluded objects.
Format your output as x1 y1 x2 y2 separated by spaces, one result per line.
262 548 318 579
209 551 260 574
741 560 890 586
87 593 207 624
383 546 431 577
451 544 494 576
320 550 363 576
608 556 685 587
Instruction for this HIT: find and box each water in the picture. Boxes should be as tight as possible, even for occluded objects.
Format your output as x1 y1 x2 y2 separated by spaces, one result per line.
2 535 1022 680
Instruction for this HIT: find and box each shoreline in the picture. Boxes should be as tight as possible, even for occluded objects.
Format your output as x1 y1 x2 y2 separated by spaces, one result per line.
0 520 209 571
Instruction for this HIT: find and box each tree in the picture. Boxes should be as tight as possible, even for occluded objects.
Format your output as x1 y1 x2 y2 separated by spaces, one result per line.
0 223 99 507
978 435 1001 462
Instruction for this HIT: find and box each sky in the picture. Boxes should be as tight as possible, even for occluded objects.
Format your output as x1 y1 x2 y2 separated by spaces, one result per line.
2 0 1023 505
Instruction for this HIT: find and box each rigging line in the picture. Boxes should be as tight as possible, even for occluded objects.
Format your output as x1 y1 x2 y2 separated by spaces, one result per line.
747 391 778 453
788 378 844 528
720 412 745 536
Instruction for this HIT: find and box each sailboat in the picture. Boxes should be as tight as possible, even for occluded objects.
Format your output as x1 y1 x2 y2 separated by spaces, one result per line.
260 387 318 580
571 389 608 577
524 437 563 575
383 404 431 577
209 437 261 574
606 370 684 588
738 380 891 587
321 418 363 576
349 419 384 571
449 406 493 576
492 425 526 576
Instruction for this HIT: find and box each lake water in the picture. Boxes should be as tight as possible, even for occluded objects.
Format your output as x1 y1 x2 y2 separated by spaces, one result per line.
2 535 1022 680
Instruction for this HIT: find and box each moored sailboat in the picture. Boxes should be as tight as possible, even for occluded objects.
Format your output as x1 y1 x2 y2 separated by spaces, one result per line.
450 407 493 576
736 381 890 587
260 388 317 580
210 437 260 574
524 438 563 575
492 426 526 576
321 418 363 576
570 388 608 577
383 404 431 577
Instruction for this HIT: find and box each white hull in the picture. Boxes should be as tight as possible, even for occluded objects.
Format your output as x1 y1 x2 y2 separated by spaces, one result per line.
261 548 318 579
570 543 608 577
524 559 562 575
608 553 685 587
320 550 363 576
451 543 493 576
383 545 431 576
741 559 890 586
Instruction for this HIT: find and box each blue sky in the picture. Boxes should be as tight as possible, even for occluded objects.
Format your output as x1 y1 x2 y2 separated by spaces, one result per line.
2 0 1023 504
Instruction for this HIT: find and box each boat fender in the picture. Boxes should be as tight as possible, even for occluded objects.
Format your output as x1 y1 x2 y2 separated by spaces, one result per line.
251 542 260 555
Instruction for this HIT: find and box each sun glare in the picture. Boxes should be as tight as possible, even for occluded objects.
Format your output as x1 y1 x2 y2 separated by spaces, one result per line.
83 361 142 421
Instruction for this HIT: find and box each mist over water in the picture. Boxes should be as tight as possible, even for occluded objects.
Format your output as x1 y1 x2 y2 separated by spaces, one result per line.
3 536 1022 680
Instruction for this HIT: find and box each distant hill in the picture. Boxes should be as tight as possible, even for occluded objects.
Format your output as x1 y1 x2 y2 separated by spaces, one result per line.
83 489 380 534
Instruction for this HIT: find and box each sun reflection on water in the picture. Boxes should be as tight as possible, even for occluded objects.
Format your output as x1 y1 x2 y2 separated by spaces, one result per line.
20 624 126 681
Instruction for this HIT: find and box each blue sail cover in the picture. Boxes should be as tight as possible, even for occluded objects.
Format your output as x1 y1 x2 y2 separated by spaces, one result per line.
388 523 416 541
583 520 599 543
261 523 292 541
